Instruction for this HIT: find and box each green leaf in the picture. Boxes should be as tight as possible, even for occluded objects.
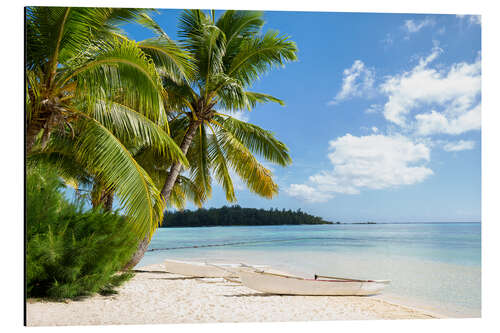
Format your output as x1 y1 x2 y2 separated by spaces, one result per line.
213 115 292 166
71 117 165 239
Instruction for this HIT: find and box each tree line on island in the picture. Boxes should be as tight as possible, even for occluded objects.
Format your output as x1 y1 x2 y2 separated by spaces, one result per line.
161 205 336 227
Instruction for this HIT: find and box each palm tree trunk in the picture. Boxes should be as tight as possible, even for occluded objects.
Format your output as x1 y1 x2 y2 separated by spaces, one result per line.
123 120 201 270
160 120 201 199
26 121 44 155
103 191 114 211
122 235 151 270
26 132 36 155
91 181 114 212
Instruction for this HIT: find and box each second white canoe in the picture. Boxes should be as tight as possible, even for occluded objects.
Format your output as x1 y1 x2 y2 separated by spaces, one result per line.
164 259 269 278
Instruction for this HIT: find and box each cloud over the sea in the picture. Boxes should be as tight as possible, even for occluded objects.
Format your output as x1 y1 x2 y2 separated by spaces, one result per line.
292 45 480 203
380 47 481 133
286 134 433 202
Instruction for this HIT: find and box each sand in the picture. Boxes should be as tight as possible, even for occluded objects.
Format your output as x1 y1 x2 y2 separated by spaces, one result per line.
26 264 441 326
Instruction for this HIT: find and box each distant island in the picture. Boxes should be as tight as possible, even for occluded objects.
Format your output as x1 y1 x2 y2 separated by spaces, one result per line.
160 206 335 227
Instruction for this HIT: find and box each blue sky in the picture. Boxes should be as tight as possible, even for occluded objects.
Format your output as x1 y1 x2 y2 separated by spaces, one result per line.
124 10 481 222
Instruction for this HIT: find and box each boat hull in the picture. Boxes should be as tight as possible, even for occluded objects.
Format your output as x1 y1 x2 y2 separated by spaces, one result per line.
239 270 389 296
164 260 240 277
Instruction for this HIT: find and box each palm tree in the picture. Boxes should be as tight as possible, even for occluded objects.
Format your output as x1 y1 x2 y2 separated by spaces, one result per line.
25 7 191 238
159 9 297 200
124 9 298 268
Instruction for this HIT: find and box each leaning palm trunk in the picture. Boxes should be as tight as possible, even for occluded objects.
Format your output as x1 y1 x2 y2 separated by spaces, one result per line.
26 104 60 155
123 121 201 269
26 123 42 155
160 121 202 199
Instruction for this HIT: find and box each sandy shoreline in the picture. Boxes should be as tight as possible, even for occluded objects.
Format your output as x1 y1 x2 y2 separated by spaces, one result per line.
26 263 442 326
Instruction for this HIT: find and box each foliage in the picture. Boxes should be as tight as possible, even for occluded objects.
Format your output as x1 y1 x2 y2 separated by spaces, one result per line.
26 166 138 299
25 8 299 270
149 9 298 207
161 205 332 227
25 7 191 239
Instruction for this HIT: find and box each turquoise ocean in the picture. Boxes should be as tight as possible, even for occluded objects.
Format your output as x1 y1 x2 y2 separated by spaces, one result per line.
138 222 481 317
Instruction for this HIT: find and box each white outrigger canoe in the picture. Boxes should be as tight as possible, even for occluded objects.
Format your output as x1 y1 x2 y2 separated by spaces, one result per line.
164 259 269 278
238 269 390 296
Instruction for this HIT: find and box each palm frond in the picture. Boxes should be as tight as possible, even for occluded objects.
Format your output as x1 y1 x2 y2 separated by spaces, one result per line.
179 10 226 87
26 7 151 70
167 175 208 209
212 115 291 166
27 150 93 190
60 38 164 122
244 91 285 108
207 131 236 202
217 128 278 198
89 100 188 166
178 9 211 40
135 12 170 39
177 175 207 207
70 117 165 239
227 30 298 86
138 37 194 83
210 74 247 110
216 10 264 67
186 124 212 198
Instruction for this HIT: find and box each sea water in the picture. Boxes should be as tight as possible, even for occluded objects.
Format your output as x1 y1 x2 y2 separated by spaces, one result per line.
138 223 481 317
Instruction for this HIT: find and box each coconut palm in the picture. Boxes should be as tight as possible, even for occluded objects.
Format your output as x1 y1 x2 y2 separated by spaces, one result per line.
158 9 298 201
25 7 191 238
124 9 298 268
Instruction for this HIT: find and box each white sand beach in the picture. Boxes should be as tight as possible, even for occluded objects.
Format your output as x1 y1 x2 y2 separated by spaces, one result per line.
26 263 441 326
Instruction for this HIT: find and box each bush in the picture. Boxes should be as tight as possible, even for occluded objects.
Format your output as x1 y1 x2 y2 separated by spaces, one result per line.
26 166 139 299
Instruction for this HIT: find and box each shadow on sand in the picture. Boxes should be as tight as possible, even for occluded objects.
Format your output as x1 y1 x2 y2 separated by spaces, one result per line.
223 293 277 297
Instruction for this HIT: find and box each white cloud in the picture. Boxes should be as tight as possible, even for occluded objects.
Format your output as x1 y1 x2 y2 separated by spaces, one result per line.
329 60 375 105
404 18 435 33
287 134 433 202
415 103 481 135
286 184 334 203
379 47 481 134
457 15 481 25
299 45 480 202
365 104 382 114
443 140 476 152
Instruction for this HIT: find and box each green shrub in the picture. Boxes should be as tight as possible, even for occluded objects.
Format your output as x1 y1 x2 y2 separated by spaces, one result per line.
26 166 139 299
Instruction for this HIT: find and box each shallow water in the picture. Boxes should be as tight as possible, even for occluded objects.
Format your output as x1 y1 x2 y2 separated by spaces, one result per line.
138 223 481 317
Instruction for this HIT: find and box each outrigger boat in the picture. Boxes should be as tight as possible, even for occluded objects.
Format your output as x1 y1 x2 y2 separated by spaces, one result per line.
238 269 390 296
164 259 269 278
